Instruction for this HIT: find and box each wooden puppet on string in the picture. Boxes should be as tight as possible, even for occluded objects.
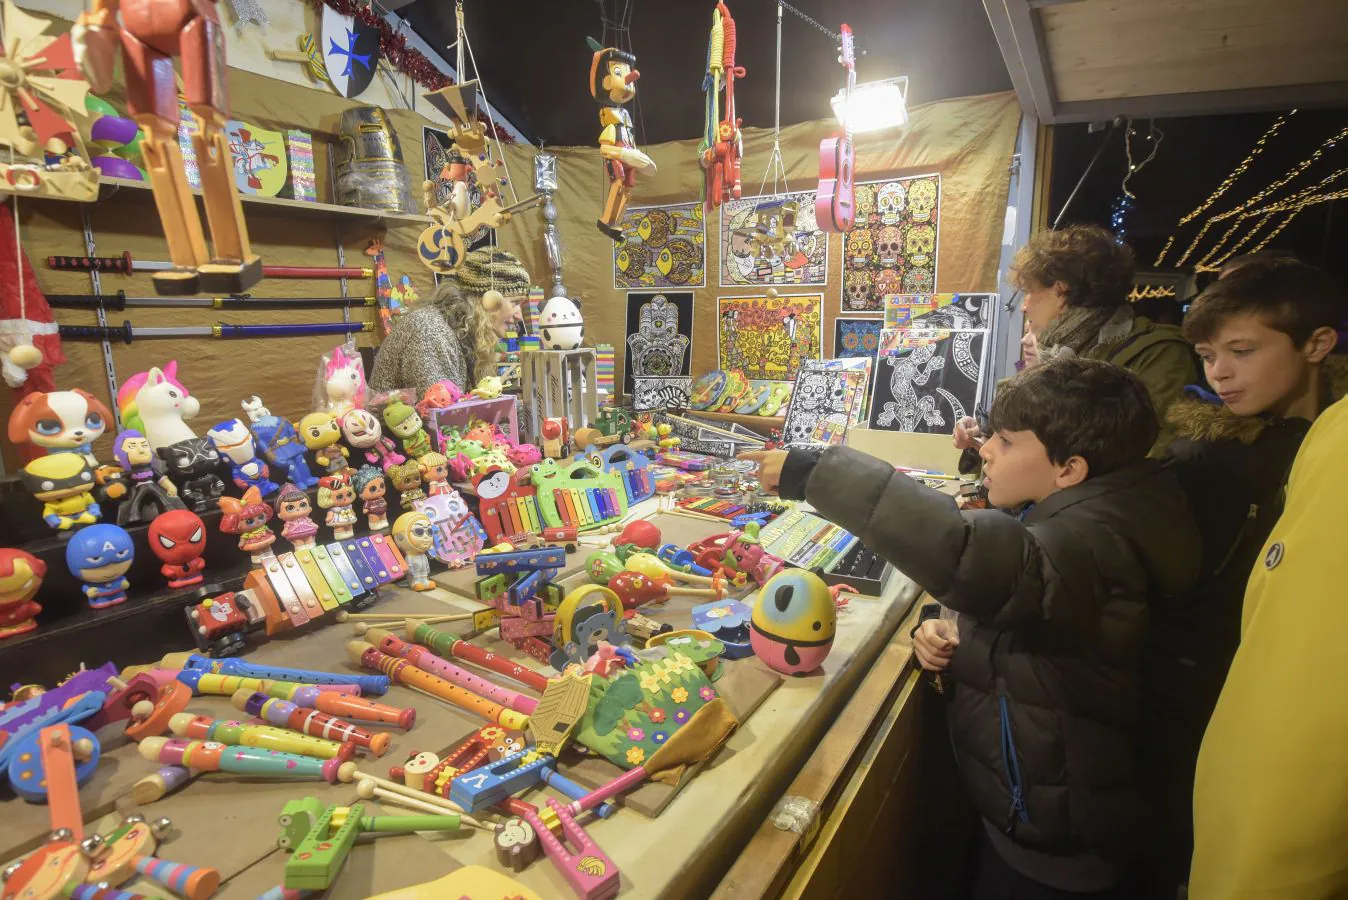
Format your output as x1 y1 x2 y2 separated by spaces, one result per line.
73 0 261 296
588 38 657 241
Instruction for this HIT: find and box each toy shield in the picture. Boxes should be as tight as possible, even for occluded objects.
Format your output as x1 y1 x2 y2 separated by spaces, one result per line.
322 6 380 99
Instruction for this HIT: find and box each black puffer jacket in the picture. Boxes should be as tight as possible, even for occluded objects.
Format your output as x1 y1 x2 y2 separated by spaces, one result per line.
781 445 1199 862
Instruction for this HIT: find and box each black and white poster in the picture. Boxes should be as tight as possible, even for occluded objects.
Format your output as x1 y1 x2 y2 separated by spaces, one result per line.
781 368 858 448
633 377 693 412
868 330 989 434
624 292 694 397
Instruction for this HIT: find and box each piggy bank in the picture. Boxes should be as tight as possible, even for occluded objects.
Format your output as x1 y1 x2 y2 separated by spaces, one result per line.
538 295 584 350
749 569 836 676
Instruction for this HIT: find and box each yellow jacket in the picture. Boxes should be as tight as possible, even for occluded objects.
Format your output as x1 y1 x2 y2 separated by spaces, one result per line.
1190 396 1348 898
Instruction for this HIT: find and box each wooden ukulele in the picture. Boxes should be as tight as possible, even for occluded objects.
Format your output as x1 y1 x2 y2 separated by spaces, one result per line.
816 24 856 233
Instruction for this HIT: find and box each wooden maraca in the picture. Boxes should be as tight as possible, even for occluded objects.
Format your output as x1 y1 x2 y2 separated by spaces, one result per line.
625 552 726 592
608 571 724 610
585 550 626 585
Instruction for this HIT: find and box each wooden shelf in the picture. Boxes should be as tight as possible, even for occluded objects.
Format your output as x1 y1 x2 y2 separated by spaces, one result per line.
675 408 784 434
97 176 432 228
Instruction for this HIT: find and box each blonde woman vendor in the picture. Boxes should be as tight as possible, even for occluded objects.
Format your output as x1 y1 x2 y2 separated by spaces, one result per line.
370 248 529 396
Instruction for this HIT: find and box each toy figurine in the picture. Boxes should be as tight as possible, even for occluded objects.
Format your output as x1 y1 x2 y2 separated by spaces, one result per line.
157 438 226 513
276 483 319 550
539 418 569 459
317 474 358 540
298 412 351 476
538 296 585 351
469 376 504 400
0 549 45 640
391 511 436 591
148 509 207 588
66 523 134 608
588 38 656 240
339 408 405 471
7 388 113 468
383 400 432 460
318 343 367 414
118 363 201 451
207 418 279 496
387 461 425 510
749 569 837 676
353 465 390 531
418 451 451 496
112 429 185 526
218 486 276 563
19 454 100 532
249 401 319 490
416 380 463 417
74 0 262 296
242 395 270 423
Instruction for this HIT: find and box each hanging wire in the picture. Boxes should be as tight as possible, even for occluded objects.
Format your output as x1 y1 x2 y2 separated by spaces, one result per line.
458 0 520 205
756 1 790 198
775 0 841 42
1120 118 1163 199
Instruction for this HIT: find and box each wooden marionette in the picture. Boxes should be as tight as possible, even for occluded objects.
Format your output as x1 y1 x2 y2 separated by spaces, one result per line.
587 38 657 241
73 0 262 296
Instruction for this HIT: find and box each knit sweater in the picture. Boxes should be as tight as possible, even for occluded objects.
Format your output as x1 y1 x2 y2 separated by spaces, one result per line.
370 305 474 397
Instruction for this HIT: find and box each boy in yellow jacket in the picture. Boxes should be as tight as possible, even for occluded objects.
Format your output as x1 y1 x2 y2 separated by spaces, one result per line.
1190 394 1348 898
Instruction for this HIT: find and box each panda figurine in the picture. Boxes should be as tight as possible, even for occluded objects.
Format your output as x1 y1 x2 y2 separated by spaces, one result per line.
538 296 585 350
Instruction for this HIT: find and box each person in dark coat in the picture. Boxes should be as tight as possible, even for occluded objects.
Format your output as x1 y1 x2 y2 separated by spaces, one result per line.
743 358 1200 898
1138 259 1346 895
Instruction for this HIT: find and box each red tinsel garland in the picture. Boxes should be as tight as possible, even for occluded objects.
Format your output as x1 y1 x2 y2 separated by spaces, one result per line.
303 0 515 143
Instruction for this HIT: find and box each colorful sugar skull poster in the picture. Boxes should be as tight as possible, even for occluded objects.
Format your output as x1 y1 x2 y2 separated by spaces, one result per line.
842 174 941 312
719 190 828 287
624 292 694 396
883 293 994 329
716 294 824 383
424 126 491 248
833 317 883 360
613 202 707 289
225 119 287 196
782 367 860 448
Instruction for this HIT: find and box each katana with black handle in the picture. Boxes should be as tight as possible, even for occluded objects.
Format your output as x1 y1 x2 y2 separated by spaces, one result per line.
46 291 376 311
48 251 372 280
59 320 373 343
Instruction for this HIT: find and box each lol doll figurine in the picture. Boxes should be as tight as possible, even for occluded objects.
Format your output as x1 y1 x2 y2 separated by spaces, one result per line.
391 511 436 591
317 474 358 540
275 483 319 550
218 486 276 563
66 524 134 608
298 412 351 476
19 454 100 532
353 465 389 531
382 400 432 460
248 400 319 490
418 451 451 496
113 430 185 527
386 460 425 510
339 408 405 471
156 438 226 513
206 418 279 496
7 388 113 468
148 509 207 588
0 549 45 639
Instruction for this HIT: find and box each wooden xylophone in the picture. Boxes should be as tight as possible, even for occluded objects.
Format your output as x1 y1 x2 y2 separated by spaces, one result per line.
529 459 629 534
184 535 408 657
579 445 655 506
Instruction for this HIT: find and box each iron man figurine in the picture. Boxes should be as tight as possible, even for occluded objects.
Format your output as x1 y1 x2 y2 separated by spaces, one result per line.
74 0 261 296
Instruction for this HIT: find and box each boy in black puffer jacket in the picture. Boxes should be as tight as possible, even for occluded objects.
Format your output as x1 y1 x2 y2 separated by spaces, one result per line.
743 358 1200 898
1140 260 1346 895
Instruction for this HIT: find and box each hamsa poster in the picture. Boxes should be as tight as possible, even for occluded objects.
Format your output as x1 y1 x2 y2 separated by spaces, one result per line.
624 292 694 396
842 174 941 312
716 294 823 383
612 202 707 289
719 190 828 287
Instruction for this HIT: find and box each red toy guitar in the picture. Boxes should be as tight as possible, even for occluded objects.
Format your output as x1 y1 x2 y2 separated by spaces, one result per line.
816 24 856 232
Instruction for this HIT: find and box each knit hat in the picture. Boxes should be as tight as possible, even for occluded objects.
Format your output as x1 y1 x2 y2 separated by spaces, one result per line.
454 248 531 299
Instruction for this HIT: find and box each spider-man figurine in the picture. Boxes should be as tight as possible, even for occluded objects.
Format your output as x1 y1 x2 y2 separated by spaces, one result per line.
148 508 208 588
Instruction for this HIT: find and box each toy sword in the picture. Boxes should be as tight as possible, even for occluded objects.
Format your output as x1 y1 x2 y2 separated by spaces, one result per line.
47 291 376 310
49 252 372 279
59 321 373 343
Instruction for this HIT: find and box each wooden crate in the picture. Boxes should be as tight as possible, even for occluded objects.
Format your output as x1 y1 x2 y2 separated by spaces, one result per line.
519 349 599 442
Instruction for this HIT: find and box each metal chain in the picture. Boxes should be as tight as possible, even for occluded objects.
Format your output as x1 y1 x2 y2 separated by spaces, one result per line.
775 0 841 42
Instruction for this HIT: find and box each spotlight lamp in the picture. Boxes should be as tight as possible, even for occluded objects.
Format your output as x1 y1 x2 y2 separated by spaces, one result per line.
831 75 909 133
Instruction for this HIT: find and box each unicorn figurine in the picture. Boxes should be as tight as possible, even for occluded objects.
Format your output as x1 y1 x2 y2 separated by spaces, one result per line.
317 344 367 414
117 362 200 449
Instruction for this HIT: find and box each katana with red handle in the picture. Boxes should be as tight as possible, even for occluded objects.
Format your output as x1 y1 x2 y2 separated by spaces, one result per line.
48 251 372 280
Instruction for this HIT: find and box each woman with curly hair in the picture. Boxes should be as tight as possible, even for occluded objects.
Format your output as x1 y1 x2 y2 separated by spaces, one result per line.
1010 225 1197 452
370 248 530 396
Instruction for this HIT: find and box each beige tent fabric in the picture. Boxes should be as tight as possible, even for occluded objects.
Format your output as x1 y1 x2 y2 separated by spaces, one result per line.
0 59 1016 472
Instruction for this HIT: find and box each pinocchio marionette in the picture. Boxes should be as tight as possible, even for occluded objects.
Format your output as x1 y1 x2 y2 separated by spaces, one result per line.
588 38 657 241
73 0 261 296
